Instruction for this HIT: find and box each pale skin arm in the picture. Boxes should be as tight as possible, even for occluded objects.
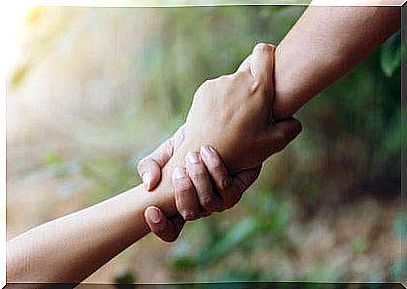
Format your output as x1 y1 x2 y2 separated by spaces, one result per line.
7 185 151 283
7 153 261 283
7 46 301 285
274 4 401 120
7 3 402 284
143 4 401 240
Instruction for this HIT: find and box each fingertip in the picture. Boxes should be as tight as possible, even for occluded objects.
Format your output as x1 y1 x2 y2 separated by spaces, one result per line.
253 42 275 55
142 162 162 191
145 206 164 225
172 166 187 181
145 207 180 243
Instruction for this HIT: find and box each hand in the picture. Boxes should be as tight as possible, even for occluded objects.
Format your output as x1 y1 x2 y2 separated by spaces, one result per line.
138 141 261 242
137 43 302 240
169 43 302 173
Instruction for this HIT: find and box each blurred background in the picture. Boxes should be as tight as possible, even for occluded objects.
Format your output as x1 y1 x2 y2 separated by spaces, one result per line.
6 5 406 284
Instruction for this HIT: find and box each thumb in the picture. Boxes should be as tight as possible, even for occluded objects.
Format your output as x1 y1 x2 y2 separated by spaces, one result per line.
261 117 302 156
137 126 185 191
250 43 275 92
236 54 252 73
145 207 185 242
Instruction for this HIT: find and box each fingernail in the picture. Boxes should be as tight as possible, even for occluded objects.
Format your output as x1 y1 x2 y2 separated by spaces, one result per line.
186 152 200 164
142 172 151 189
200 145 215 159
147 207 161 224
173 167 185 180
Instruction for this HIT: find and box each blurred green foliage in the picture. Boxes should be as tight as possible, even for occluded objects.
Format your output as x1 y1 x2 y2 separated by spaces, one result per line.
10 5 404 283
136 6 403 282
114 270 137 289
147 6 403 282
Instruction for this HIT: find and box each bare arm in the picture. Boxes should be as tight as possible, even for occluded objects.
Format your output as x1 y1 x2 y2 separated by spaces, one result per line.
7 185 154 284
7 46 300 285
140 2 403 244
274 4 401 120
9 4 401 284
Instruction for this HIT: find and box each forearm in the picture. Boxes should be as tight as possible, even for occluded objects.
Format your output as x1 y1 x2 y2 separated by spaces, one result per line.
273 5 400 120
7 183 176 285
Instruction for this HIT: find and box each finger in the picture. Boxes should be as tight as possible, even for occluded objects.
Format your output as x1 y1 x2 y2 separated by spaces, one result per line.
232 166 261 193
171 125 186 148
151 125 185 167
137 160 161 191
250 43 275 91
137 139 174 191
185 151 221 213
199 145 231 203
263 117 302 154
145 206 185 242
220 166 261 209
137 126 185 191
236 54 252 73
173 167 201 221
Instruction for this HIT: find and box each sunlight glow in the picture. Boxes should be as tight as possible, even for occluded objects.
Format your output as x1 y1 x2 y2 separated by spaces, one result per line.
4 2 31 69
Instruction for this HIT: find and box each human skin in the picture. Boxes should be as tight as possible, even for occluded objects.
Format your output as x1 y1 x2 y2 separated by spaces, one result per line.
6 148 266 284
144 144 262 242
7 44 301 285
7 3 401 285
142 4 401 239
273 5 401 120
142 44 301 218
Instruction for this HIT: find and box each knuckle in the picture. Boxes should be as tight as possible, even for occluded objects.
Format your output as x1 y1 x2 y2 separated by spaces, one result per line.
203 79 216 87
217 75 231 82
188 167 207 179
174 180 193 196
195 80 213 98
210 160 224 173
